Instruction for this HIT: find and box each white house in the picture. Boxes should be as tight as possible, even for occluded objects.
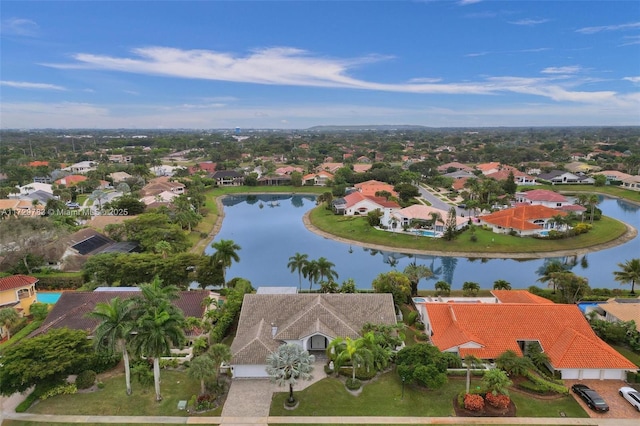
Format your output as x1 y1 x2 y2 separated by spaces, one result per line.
332 191 400 216
63 161 97 174
515 189 572 208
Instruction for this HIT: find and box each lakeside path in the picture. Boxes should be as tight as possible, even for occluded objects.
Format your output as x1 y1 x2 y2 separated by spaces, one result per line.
194 192 637 259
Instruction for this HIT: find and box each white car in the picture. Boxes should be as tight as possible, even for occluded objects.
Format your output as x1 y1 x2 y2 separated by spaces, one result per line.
619 386 640 412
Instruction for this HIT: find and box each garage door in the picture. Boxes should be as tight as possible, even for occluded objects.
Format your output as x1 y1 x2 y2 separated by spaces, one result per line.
232 364 270 378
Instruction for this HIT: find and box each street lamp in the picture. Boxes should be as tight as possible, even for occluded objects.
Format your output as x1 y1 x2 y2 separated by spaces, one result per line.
401 376 405 400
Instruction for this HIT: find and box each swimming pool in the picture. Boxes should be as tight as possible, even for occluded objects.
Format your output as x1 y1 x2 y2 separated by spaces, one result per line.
412 230 441 238
37 292 62 304
577 302 601 314
413 297 427 303
538 230 549 237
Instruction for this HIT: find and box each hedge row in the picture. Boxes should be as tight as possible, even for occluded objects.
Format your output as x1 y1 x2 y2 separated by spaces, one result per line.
523 371 569 395
35 275 84 290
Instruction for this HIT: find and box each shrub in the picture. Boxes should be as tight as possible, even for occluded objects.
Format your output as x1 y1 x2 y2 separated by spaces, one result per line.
40 383 77 400
485 392 510 409
195 393 217 411
324 364 334 375
416 333 430 341
345 377 361 390
406 311 418 326
75 370 96 389
464 393 485 411
414 321 425 331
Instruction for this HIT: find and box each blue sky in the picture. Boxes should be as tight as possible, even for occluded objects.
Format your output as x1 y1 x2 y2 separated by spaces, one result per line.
1 1 639 129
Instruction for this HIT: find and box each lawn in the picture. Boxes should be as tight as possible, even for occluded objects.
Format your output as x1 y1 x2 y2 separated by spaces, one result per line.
612 344 640 367
26 370 221 417
309 205 628 255
269 372 587 418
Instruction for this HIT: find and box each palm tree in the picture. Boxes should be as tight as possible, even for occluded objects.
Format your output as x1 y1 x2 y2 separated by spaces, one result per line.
429 211 442 231
210 239 241 285
130 279 185 402
328 337 373 382
536 259 566 293
287 253 309 292
434 280 451 296
587 194 599 224
613 258 640 295
302 259 320 292
492 279 512 290
130 304 185 401
316 257 338 283
87 298 135 395
464 354 483 394
208 343 232 385
462 281 480 296
482 368 513 396
266 344 315 404
0 308 20 341
403 263 433 296
154 241 172 259
188 355 216 395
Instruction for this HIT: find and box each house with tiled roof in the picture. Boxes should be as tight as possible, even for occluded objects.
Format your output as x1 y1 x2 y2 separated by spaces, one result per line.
0 275 38 329
486 169 537 186
538 170 595 185
230 293 397 378
420 302 636 380
354 180 398 198
437 162 474 173
475 162 502 175
139 176 186 197
211 170 244 187
621 175 640 192
515 189 573 209
382 204 466 234
479 205 567 236
332 191 400 216
353 164 372 173
596 170 632 184
590 297 640 333
318 162 344 173
302 171 333 186
30 289 213 345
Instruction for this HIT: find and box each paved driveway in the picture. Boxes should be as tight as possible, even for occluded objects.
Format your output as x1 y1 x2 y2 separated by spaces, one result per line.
565 380 640 419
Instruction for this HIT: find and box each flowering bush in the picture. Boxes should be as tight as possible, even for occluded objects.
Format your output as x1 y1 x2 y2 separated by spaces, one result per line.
196 393 216 411
40 383 77 400
485 392 510 409
464 393 485 411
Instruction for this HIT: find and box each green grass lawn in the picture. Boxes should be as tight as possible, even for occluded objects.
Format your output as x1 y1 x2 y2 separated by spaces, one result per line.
309 205 628 254
26 370 221 417
533 184 640 204
612 344 640 367
270 372 587 418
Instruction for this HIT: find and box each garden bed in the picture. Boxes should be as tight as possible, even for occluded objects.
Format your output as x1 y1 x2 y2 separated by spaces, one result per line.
453 396 516 417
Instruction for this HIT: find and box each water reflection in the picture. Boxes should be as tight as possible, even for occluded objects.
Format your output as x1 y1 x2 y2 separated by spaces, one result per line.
210 194 640 291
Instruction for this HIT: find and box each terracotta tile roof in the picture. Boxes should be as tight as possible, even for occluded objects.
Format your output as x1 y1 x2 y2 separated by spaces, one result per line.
425 303 636 370
475 162 501 172
0 275 38 291
30 290 210 337
231 293 396 365
519 189 567 203
55 175 87 185
480 205 566 231
343 192 400 209
353 164 372 173
491 290 554 304
599 298 640 331
354 180 398 197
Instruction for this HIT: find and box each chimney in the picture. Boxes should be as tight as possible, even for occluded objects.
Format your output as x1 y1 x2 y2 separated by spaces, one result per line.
271 322 277 337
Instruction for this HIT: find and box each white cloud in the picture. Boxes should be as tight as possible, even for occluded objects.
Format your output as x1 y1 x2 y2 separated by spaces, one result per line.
541 66 582 75
0 80 66 90
576 21 640 34
623 76 640 84
620 35 640 46
407 77 443 83
1 18 39 37
508 18 550 26
458 0 482 5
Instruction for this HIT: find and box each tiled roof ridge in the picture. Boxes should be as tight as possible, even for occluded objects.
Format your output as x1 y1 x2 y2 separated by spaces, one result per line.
234 318 274 357
276 295 360 338
31 299 94 337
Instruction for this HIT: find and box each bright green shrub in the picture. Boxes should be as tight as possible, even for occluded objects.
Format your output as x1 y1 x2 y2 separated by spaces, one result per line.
75 370 96 389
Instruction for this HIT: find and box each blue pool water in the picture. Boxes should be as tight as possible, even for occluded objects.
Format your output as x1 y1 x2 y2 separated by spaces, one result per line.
412 230 440 237
37 292 62 304
539 230 549 237
413 297 427 303
577 302 601 313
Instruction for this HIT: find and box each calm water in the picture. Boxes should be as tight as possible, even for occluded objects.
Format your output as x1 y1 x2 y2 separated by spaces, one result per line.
206 194 640 291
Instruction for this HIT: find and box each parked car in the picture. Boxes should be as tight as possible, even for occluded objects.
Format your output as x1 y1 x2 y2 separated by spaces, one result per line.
572 384 609 412
619 386 640 412
66 202 80 209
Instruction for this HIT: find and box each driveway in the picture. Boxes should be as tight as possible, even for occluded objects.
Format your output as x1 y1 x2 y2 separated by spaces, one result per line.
565 380 640 419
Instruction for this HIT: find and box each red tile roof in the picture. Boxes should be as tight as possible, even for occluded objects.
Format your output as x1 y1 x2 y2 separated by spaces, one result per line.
425 303 636 370
491 290 554 304
520 189 567 203
481 205 566 231
354 180 398 197
0 275 38 291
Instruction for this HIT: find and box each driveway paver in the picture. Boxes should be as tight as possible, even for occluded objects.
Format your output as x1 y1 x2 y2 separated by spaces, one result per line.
565 379 640 419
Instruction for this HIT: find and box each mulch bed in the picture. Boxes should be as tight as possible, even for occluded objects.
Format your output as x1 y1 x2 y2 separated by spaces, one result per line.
453 397 517 417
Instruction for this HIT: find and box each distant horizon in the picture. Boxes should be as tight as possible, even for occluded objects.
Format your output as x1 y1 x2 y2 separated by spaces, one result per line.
2 1 638 128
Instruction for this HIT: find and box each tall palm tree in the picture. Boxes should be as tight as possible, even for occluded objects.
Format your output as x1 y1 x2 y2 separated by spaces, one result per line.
87 298 135 395
130 303 185 401
464 354 483 394
210 239 241 285
287 253 309 292
492 279 512 290
316 257 338 283
587 194 599 224
403 263 433 296
536 259 565 293
429 212 443 231
614 258 640 295
302 259 320 291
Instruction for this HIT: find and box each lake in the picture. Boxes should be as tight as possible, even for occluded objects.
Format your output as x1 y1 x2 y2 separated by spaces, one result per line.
206 194 640 291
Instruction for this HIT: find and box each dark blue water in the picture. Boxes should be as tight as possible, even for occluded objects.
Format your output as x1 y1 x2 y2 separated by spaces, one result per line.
206 194 640 291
